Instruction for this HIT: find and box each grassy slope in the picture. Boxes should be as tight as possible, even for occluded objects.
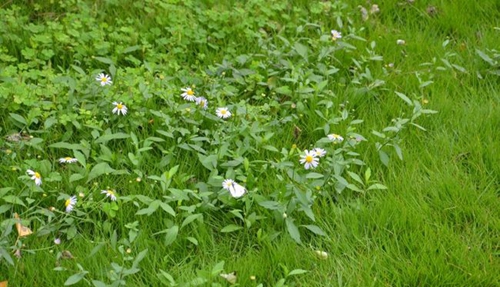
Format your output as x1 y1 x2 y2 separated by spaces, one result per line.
1 0 499 286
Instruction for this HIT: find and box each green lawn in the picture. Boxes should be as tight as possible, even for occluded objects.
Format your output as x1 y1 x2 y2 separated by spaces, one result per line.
0 0 499 286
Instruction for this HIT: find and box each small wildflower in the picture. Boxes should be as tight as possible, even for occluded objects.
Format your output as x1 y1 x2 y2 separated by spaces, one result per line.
101 189 117 201
78 192 85 198
96 73 112 86
331 30 342 41
216 107 232 119
397 39 406 45
313 148 327 157
181 87 196 101
370 4 380 14
54 238 61 245
291 144 297 149
220 272 237 284
126 248 132 254
59 157 78 164
65 196 77 213
222 179 236 190
222 179 246 198
283 213 287 219
112 102 128 115
27 169 42 186
358 5 369 21
299 150 319 170
14 249 22 258
328 134 344 143
136 177 142 182
49 206 56 212
250 275 256 281
315 250 329 260
195 97 208 109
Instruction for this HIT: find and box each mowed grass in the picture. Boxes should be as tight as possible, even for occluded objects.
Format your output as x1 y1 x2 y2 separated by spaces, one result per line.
1 0 499 286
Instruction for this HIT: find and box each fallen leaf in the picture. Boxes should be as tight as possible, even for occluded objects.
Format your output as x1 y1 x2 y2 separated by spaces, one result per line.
14 213 33 237
0 281 8 287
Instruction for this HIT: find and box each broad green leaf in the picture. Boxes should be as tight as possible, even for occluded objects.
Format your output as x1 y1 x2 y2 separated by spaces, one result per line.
288 269 308 276
164 226 178 246
302 224 326 236
305 172 324 179
95 132 130 144
395 92 413 106
286 218 302 244
181 213 202 229
94 56 114 65
294 42 308 60
221 224 243 233
87 162 116 183
49 142 83 150
64 272 88 285
9 113 27 125
368 183 388 190
159 202 176 217
92 280 107 287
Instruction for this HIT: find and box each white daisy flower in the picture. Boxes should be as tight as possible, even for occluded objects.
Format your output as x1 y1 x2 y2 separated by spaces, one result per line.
26 169 42 186
222 179 236 190
65 196 77 213
222 179 247 198
101 189 117 201
195 97 208 109
331 30 342 41
299 150 319 170
54 238 61 245
96 73 112 86
181 87 196 101
59 157 78 164
313 148 327 157
327 133 344 143
112 102 128 115
216 107 231 119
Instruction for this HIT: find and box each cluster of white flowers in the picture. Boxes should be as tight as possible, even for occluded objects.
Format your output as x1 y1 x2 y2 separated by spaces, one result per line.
181 87 231 119
298 133 344 169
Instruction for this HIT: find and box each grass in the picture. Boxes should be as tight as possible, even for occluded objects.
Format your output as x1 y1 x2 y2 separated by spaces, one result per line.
1 0 499 286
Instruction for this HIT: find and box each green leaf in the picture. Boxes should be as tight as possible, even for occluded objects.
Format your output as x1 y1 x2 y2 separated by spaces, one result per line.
275 86 292 95
367 183 388 190
395 92 413 106
305 172 324 179
64 272 88 285
136 200 160 216
302 224 326 236
159 202 176 217
379 150 389 166
95 132 130 144
181 213 202 229
285 218 302 244
87 162 116 183
9 113 27 125
211 261 225 276
0 248 14 265
94 56 114 65
164 226 179 246
49 142 83 150
123 45 141 54
221 224 243 233
287 269 308 276
2 195 26 207
294 42 308 60
92 280 107 287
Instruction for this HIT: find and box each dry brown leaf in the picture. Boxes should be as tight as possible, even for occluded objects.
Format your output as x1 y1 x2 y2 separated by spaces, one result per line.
0 280 8 287
14 213 33 237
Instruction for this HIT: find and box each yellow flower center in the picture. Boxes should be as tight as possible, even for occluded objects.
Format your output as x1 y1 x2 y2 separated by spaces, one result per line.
65 198 71 207
305 155 314 163
199 100 206 107
65 157 72 161
34 172 41 179
117 103 123 109
187 89 194 96
221 110 227 115
101 77 108 83
108 190 115 196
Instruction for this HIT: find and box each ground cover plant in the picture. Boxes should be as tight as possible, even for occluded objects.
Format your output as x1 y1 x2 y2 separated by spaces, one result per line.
0 0 499 286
